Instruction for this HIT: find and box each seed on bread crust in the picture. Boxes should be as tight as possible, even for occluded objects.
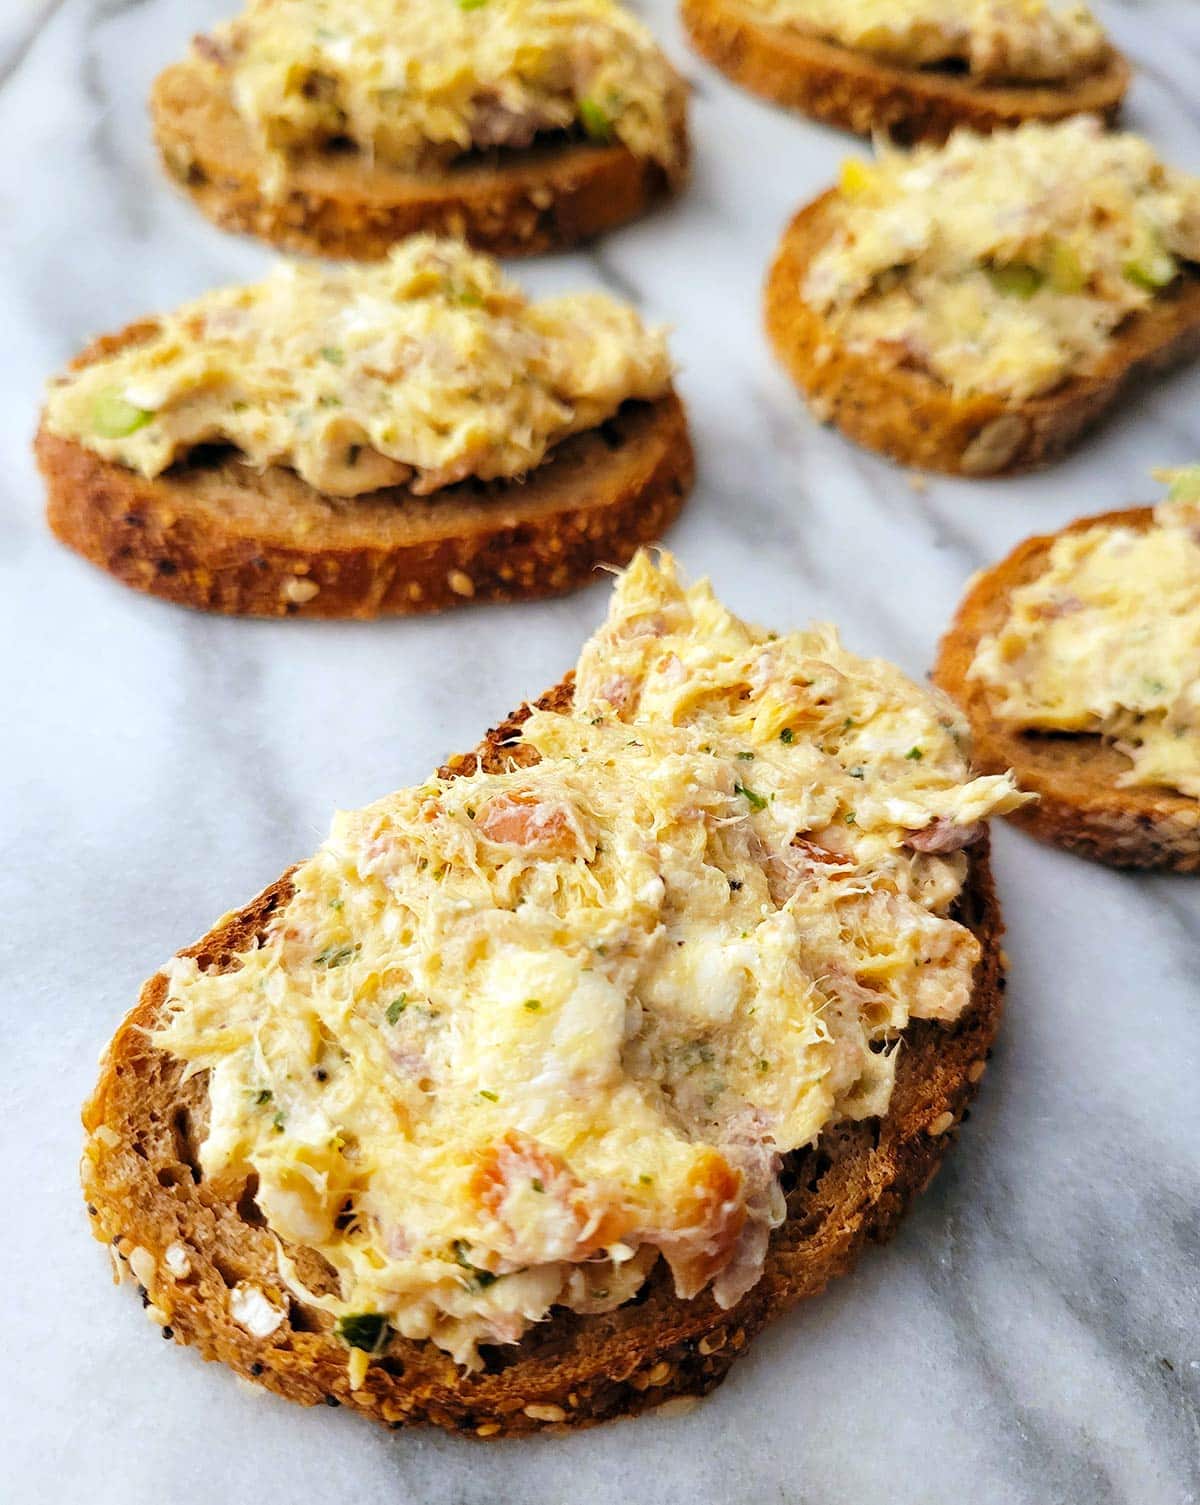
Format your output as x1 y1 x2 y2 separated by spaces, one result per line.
37 324 694 620
935 506 1200 871
680 0 1128 143
80 679 1007 1436
151 59 689 260
764 191 1200 477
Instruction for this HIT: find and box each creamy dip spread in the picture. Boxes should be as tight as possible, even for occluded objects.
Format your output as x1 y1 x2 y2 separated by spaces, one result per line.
804 120 1200 402
152 551 1026 1367
191 0 685 185
969 467 1200 797
44 237 672 498
746 0 1108 84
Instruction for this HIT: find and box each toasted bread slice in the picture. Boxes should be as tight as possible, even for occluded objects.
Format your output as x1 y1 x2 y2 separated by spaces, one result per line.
764 191 1200 477
81 676 1005 1436
151 60 689 260
935 508 1200 870
680 0 1128 143
37 324 693 619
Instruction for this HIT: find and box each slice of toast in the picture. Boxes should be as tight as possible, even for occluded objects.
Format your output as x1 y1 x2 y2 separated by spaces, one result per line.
81 677 1006 1437
152 59 689 260
935 508 1200 871
37 324 693 619
764 191 1200 477
680 0 1128 143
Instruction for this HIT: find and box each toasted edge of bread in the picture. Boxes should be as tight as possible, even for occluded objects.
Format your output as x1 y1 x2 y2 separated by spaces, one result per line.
37 323 694 619
764 192 1200 477
81 676 1006 1437
680 0 1128 142
935 507 1200 870
150 60 689 260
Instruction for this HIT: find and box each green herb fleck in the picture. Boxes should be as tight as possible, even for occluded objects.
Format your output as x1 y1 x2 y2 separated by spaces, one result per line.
254 1089 272 1105
757 1058 770 1073
316 944 357 968
334 1312 388 1352
531 1178 545 1194
737 750 755 761
734 782 767 811
578 95 613 142
451 1240 498 1289
386 994 408 1025
92 390 154 439
906 746 924 761
1123 248 1177 292
779 728 794 744
329 898 343 911
638 1173 653 1186
987 262 1044 299
478 1089 499 1102
523 999 542 1012
320 345 344 364
458 0 488 10
272 1110 286 1133
844 811 857 826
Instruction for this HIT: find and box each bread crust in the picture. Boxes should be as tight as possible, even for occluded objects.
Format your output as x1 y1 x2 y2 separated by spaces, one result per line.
37 324 694 619
764 192 1200 477
151 59 689 260
81 677 1007 1436
680 0 1128 142
935 508 1200 871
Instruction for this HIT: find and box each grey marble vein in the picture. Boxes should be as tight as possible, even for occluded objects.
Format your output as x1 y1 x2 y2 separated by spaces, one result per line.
1 2 1199 1503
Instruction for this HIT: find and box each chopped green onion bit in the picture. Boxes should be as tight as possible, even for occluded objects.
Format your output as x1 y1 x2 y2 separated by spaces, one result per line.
92 390 154 439
578 96 613 142
334 1312 388 1352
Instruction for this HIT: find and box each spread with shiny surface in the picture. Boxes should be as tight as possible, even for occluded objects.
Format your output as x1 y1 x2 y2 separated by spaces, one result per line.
191 0 685 188
803 120 1200 403
42 238 672 498
743 0 1108 84
151 552 1025 1368
968 468 1200 798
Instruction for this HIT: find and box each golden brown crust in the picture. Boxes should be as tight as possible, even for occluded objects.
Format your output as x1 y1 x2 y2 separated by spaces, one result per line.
680 0 1128 142
81 676 1008 1436
935 508 1200 870
37 323 694 619
764 192 1200 477
151 59 689 260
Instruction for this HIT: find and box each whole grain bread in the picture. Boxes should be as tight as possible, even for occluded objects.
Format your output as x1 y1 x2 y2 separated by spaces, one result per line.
764 192 1200 477
38 324 693 619
935 507 1200 870
680 0 1128 142
151 59 689 260
81 677 1007 1437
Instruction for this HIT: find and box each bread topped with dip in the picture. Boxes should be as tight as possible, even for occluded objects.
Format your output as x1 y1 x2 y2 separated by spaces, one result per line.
936 466 1200 870
682 0 1128 143
765 119 1200 476
37 237 692 617
152 0 690 259
82 550 1027 1434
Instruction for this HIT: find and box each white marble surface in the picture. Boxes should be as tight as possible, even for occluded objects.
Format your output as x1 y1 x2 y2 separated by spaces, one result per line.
2 2 1199 1501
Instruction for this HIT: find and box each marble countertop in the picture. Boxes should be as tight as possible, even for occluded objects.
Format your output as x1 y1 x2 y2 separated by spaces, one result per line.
2 2 1199 1501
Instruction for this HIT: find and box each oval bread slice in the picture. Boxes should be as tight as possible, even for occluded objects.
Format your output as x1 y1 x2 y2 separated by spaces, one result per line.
764 191 1200 477
681 0 1128 142
37 324 694 619
935 507 1200 871
152 60 689 260
81 678 1006 1436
